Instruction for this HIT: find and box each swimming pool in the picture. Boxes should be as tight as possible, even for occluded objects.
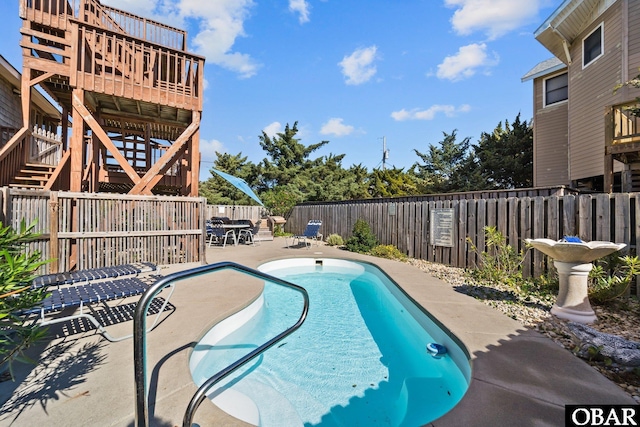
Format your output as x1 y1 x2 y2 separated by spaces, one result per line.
189 258 471 426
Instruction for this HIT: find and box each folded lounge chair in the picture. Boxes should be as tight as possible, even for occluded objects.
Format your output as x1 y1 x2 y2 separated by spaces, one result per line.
23 263 174 342
287 220 323 249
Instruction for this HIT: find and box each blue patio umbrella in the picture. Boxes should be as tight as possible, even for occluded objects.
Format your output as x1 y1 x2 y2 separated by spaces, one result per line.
211 168 264 206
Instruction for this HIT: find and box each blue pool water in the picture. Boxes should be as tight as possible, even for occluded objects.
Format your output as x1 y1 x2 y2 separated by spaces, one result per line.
189 258 470 426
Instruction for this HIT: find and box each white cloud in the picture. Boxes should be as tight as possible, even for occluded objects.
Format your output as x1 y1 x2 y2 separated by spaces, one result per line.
103 0 260 78
339 46 379 85
391 104 471 121
263 122 282 138
199 138 227 160
289 0 311 24
436 43 498 81
320 118 354 136
445 0 541 40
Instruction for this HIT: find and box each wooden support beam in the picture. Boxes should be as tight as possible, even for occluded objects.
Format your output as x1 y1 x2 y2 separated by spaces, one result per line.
129 111 200 195
0 127 28 163
189 127 200 196
21 66 31 129
30 71 55 87
43 150 70 190
72 91 142 186
23 57 70 77
70 89 84 192
604 153 614 193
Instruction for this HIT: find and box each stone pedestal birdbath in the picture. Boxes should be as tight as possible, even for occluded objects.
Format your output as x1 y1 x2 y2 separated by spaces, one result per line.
525 238 626 324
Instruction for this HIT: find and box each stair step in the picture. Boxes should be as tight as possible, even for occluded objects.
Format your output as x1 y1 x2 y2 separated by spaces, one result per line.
24 163 56 171
9 183 44 189
18 171 51 178
15 175 49 183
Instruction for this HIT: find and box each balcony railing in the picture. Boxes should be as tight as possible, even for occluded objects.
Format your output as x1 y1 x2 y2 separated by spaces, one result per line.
607 101 640 147
21 0 187 52
74 21 203 110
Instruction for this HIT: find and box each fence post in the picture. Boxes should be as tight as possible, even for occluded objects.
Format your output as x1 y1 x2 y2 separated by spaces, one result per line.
0 186 6 225
1 187 11 227
49 191 59 273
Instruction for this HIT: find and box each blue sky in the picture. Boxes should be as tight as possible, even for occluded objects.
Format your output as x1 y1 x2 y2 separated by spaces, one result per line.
0 0 563 181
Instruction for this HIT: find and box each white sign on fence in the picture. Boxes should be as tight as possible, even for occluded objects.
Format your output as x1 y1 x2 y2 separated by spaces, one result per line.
430 208 454 247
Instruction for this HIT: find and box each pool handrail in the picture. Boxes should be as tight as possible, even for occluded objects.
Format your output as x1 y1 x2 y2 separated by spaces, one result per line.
132 261 309 427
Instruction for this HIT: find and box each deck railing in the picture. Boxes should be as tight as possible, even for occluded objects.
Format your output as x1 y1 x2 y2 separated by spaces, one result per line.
30 125 63 165
0 128 29 187
606 101 640 147
92 1 187 50
74 21 203 110
21 0 186 51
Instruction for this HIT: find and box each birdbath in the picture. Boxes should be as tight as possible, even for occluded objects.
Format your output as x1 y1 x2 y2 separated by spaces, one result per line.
525 238 626 324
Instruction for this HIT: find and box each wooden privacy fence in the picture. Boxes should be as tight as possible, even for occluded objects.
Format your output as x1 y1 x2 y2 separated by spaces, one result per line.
287 191 638 281
0 188 207 273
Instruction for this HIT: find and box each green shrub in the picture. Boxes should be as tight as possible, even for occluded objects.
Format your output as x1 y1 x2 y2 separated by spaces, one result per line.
345 219 378 253
0 220 50 379
588 255 640 304
467 226 528 293
370 245 406 261
325 234 344 246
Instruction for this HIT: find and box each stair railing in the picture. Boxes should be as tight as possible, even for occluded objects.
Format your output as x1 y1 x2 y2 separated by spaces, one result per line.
133 261 309 427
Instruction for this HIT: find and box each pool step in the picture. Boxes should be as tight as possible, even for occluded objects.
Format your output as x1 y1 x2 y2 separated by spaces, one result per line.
233 378 304 426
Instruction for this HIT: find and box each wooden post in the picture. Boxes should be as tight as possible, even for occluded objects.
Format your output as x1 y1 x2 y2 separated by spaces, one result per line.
604 106 614 193
604 153 614 193
49 192 59 273
70 88 84 192
190 127 200 196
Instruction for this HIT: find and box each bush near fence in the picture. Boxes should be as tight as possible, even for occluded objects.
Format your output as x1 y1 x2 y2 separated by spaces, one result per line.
286 187 639 296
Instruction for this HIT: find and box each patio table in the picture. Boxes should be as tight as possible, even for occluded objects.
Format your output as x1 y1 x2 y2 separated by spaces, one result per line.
222 223 251 246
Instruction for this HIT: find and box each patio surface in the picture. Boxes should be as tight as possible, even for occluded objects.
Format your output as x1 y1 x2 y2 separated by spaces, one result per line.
0 238 635 426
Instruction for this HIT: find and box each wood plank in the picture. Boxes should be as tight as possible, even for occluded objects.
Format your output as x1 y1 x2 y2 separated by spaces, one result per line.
578 195 593 241
594 194 611 241
614 193 630 248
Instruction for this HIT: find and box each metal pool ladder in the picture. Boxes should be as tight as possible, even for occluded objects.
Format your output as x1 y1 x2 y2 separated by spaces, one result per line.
132 261 310 427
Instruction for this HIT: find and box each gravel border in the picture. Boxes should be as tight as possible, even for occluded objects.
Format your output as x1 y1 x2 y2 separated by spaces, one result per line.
406 258 640 403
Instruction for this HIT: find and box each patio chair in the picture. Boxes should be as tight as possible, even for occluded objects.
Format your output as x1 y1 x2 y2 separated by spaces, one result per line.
287 220 322 249
23 263 174 342
207 219 235 248
239 219 263 246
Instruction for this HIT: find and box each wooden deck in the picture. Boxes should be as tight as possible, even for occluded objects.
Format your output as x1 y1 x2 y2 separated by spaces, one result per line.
0 0 204 196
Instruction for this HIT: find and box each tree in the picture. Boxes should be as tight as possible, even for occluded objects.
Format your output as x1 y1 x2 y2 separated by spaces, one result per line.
367 167 418 198
411 130 477 193
199 152 258 205
474 113 533 189
257 122 329 191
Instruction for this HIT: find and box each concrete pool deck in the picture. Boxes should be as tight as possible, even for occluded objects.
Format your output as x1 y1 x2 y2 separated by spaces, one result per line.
0 238 635 426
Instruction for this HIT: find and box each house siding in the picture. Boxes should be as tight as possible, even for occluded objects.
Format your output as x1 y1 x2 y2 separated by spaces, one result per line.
533 73 569 186
0 74 22 129
627 0 640 82
568 3 624 181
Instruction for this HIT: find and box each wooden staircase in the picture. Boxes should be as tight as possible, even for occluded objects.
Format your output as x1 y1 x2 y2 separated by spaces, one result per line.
9 163 56 189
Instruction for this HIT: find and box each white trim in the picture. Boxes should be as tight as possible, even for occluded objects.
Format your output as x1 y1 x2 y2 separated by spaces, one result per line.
543 71 569 107
582 22 604 69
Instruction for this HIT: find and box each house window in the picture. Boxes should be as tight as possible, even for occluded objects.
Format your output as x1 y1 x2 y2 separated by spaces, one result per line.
583 24 603 68
544 72 568 106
